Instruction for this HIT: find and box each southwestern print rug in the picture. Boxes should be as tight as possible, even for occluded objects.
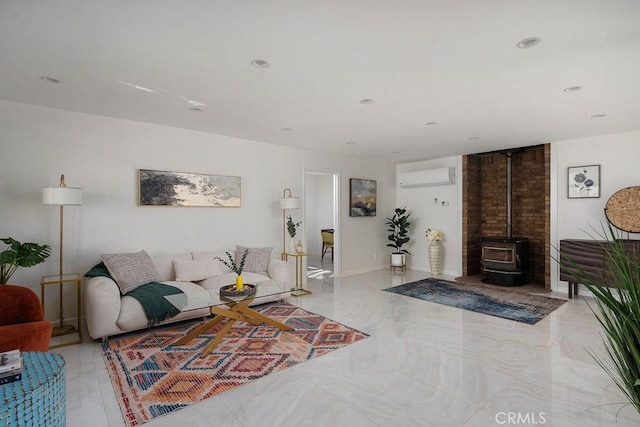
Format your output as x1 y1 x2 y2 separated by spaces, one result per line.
101 302 369 427
383 278 566 325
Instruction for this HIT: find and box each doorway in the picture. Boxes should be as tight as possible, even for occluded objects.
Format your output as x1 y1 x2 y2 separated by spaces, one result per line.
304 169 340 280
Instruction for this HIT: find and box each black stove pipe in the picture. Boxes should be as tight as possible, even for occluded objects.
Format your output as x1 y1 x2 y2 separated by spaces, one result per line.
506 152 512 240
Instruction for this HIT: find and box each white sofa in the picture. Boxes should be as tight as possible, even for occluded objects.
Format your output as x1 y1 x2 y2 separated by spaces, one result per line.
84 250 290 340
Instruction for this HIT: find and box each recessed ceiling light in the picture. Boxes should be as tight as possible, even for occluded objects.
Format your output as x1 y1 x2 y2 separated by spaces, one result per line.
516 37 541 49
189 107 203 112
346 141 356 145
40 76 60 84
563 86 582 93
468 136 480 140
282 127 293 131
359 99 374 104
425 122 438 126
251 59 270 68
590 114 606 119
392 151 401 154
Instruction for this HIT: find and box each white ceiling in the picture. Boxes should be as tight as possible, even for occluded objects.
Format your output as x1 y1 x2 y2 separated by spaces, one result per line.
1 1 639 163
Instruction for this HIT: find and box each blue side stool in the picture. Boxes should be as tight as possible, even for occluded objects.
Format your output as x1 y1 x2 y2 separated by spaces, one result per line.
0 352 66 427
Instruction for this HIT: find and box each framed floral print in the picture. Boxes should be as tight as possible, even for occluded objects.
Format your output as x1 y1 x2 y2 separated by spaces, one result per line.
568 165 600 199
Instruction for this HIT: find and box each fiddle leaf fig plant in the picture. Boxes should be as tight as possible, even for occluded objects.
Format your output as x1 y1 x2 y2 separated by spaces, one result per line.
0 237 51 284
386 207 412 254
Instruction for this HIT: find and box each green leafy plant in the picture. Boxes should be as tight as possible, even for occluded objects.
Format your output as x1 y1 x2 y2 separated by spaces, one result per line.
0 237 51 284
214 249 249 276
287 215 301 238
386 207 411 254
556 224 640 415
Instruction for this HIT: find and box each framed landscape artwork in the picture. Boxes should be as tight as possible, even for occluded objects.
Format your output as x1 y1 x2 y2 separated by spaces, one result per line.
349 178 377 217
138 169 241 207
568 165 600 199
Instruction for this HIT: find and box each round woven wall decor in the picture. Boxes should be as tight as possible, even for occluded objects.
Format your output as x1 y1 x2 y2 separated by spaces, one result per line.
605 186 640 233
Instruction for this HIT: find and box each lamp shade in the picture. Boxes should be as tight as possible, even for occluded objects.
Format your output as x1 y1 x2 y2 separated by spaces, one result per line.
43 187 83 206
280 196 300 210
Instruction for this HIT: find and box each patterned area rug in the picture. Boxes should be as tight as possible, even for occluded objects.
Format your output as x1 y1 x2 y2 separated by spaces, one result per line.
383 278 566 324
102 302 369 426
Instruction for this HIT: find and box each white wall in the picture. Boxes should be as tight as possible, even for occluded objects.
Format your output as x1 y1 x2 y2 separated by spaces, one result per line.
553 130 640 292
0 100 395 322
396 156 462 276
555 130 640 240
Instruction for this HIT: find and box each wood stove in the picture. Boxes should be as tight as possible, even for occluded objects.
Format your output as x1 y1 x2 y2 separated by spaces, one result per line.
481 152 529 286
481 237 529 286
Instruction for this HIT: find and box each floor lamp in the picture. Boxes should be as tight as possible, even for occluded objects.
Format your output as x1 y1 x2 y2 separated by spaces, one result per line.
280 188 300 260
43 174 82 335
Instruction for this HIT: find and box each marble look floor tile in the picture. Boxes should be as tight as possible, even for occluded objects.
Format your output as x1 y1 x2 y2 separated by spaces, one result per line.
225 380 378 427
57 269 640 426
483 375 640 427
299 356 479 426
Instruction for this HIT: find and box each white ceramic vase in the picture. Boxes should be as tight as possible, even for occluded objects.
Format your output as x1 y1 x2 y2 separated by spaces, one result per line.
428 240 442 276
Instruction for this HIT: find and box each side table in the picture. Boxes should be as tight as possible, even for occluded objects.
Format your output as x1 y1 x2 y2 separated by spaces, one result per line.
40 273 83 348
283 252 312 296
0 352 66 427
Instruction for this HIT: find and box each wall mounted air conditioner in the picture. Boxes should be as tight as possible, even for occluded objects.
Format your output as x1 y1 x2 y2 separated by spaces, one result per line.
398 167 455 188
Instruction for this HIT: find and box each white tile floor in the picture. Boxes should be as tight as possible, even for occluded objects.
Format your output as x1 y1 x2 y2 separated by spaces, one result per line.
54 269 640 427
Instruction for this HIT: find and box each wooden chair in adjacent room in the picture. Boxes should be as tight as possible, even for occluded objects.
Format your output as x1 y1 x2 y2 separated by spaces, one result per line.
321 229 334 262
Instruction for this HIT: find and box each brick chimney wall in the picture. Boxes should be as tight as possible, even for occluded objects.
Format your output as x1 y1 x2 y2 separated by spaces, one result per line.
462 144 550 287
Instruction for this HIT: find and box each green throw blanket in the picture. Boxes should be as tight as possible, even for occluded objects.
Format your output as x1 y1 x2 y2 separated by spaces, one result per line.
85 262 184 326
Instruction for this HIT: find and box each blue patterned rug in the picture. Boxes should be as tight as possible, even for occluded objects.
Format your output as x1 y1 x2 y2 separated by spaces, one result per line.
383 278 566 324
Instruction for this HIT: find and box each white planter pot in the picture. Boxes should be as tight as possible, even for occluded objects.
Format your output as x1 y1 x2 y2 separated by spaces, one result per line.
390 253 406 270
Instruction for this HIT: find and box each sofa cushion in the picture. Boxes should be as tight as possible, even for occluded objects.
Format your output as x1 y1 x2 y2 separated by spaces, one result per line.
192 251 233 273
173 258 223 282
101 250 161 294
235 245 272 275
152 253 191 281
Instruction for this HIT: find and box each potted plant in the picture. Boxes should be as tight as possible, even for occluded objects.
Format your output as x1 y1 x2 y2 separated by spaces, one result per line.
0 238 51 284
287 215 303 253
386 207 411 268
214 249 249 291
557 224 640 415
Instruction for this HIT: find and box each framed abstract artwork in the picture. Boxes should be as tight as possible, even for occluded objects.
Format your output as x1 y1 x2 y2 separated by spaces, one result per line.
138 169 241 207
568 165 600 199
349 178 377 216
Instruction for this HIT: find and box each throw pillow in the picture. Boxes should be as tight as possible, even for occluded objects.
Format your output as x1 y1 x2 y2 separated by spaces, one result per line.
172 259 223 282
100 250 162 295
235 245 272 275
